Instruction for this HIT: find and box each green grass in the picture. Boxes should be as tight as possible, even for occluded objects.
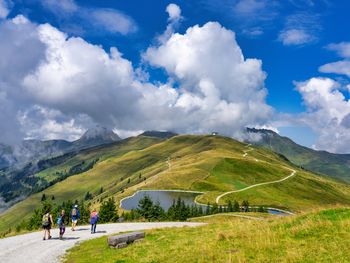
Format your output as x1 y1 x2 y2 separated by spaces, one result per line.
2 135 350 234
64 207 350 263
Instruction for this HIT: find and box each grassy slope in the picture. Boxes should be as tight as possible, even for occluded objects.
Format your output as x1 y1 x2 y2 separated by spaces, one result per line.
64 208 350 263
0 136 163 232
248 129 350 182
2 135 350 233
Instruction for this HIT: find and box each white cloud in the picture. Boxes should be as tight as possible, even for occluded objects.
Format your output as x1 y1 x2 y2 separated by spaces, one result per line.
90 9 137 35
144 22 272 136
159 4 183 43
18 105 88 141
233 0 270 17
319 61 350 78
41 0 77 14
40 0 137 35
326 42 350 58
319 42 350 78
295 77 350 153
278 12 320 46
166 3 182 22
278 29 315 46
0 12 272 143
0 0 10 19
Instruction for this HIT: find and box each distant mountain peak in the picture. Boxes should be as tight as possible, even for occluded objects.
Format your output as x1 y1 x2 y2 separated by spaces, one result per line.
77 126 121 144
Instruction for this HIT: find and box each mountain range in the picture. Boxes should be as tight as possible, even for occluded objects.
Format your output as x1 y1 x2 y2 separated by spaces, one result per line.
2 132 350 234
0 126 121 170
245 128 350 182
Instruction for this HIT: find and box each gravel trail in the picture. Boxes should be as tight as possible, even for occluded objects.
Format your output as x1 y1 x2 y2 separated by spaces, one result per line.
0 222 205 263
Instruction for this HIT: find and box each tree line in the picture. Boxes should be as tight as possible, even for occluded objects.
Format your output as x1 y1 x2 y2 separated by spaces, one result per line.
2 194 266 237
121 195 267 222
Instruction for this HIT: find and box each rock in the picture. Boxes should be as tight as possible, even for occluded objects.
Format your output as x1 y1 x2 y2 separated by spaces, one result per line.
116 242 128 249
107 232 145 248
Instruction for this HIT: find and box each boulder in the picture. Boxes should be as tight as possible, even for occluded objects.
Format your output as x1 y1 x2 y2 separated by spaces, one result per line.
108 232 145 248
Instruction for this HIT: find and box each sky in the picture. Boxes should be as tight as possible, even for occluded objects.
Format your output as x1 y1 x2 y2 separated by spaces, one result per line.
0 0 350 153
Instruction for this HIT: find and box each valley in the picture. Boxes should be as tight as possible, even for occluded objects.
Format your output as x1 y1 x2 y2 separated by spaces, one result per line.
2 132 350 235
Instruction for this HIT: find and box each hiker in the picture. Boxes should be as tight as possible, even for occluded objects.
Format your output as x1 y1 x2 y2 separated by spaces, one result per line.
71 204 80 231
90 209 99 234
42 209 54 240
57 209 67 239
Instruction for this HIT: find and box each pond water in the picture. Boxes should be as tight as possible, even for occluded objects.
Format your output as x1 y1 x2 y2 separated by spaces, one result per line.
266 208 291 216
120 190 291 216
120 190 203 211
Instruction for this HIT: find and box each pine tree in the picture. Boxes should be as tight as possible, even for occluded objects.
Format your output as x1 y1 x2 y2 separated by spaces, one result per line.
227 200 233 212
99 198 118 223
127 178 131 184
233 200 240 212
41 194 46 202
151 201 165 221
51 195 55 201
84 191 93 200
198 205 204 216
258 206 265 213
211 203 218 214
206 203 211 215
241 200 249 212
137 195 154 220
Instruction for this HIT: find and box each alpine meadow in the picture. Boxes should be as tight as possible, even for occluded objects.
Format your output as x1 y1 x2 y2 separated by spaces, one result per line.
1 1 350 262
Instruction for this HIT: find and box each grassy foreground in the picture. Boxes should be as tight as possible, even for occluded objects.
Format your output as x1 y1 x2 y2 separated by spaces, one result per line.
64 208 350 263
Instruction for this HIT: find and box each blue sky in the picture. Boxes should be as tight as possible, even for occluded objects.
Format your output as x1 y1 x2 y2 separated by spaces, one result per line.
8 0 346 113
1 0 350 153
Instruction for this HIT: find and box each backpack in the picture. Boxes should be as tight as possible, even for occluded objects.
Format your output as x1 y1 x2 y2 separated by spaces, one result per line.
56 216 62 225
42 213 50 227
72 208 77 216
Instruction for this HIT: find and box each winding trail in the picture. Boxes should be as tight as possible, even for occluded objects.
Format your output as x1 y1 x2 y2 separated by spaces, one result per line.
216 144 297 204
0 222 204 263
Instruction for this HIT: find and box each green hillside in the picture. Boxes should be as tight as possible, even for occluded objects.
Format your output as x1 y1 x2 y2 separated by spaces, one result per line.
1 134 350 233
65 207 350 262
246 128 350 182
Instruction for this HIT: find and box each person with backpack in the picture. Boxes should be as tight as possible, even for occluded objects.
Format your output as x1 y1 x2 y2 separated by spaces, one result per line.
71 204 80 231
57 209 67 240
90 209 99 234
42 209 53 240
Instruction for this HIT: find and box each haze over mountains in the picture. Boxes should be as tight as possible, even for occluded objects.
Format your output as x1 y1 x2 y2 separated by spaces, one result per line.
0 126 121 170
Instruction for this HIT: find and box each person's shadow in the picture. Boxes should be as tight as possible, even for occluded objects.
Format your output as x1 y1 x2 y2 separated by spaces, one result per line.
50 237 80 240
93 230 107 234
73 228 89 231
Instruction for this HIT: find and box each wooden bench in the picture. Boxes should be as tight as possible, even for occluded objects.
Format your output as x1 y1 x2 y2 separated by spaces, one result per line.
108 232 145 248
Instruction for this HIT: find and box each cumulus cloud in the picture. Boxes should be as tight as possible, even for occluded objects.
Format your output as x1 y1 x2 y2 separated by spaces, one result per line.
144 22 272 136
0 9 272 143
158 3 183 43
22 23 141 126
18 105 89 141
295 77 350 153
166 3 182 22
